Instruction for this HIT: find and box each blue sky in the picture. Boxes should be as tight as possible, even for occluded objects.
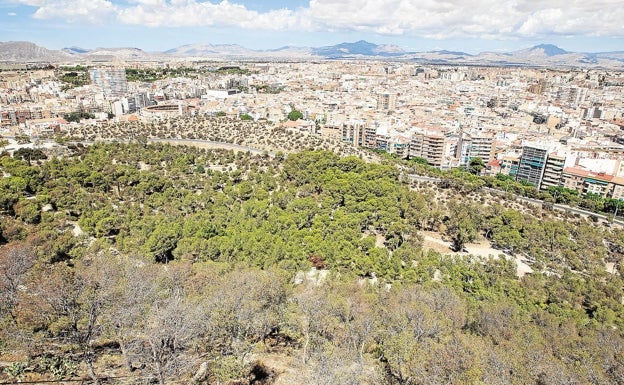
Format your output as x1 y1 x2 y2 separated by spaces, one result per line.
2 1 624 53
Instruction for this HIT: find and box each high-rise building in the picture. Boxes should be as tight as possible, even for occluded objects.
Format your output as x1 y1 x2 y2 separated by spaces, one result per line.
422 133 446 166
516 145 549 188
540 153 566 191
456 133 494 166
410 128 457 168
340 121 375 148
376 92 396 111
89 68 128 98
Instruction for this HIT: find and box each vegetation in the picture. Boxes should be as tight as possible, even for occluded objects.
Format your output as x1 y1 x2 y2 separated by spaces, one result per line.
58 66 90 90
1 143 624 384
63 111 95 123
467 156 485 174
43 115 376 160
214 66 250 75
124 66 250 83
287 109 304 121
125 67 200 82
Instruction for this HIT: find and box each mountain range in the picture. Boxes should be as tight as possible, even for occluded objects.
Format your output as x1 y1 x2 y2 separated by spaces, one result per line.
1 40 624 68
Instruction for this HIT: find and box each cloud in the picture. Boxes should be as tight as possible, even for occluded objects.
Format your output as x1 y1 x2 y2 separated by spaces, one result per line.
8 12 18 16
116 0 301 30
10 0 624 39
304 0 624 39
13 0 117 23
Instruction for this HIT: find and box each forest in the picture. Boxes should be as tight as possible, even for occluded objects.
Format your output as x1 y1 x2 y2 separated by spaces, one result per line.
1 142 624 385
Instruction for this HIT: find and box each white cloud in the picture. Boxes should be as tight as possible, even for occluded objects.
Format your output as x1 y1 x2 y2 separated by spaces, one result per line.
13 0 117 23
10 0 624 39
116 0 300 29
8 12 18 16
305 0 624 39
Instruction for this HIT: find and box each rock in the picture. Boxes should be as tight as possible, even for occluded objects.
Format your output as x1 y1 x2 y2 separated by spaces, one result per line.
41 203 54 212
193 361 210 383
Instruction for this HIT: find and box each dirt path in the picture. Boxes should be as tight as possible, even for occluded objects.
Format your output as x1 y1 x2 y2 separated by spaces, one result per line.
421 231 533 277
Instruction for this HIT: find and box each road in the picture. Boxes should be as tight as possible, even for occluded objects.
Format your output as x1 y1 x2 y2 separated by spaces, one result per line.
407 173 624 227
2 136 274 156
148 138 275 156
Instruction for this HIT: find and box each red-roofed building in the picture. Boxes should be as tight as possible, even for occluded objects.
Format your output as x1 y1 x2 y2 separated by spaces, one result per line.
486 159 502 175
562 167 614 197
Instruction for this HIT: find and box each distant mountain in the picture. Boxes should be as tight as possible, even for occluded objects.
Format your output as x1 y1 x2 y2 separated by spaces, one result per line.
407 49 474 63
164 43 257 57
591 51 624 63
512 44 569 58
84 47 150 60
312 40 405 58
63 46 91 54
164 40 404 59
0 41 72 62
431 50 473 57
527 44 568 56
2 40 624 68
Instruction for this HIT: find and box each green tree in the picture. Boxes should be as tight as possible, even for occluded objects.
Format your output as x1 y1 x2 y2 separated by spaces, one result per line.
468 157 486 175
445 202 479 252
145 222 182 263
288 109 304 121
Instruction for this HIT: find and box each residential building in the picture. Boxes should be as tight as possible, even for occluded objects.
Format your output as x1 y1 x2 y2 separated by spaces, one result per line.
89 68 128 98
500 155 520 177
562 167 614 197
376 92 396 111
516 145 549 188
409 128 458 168
456 133 494 166
611 177 624 200
540 153 566 191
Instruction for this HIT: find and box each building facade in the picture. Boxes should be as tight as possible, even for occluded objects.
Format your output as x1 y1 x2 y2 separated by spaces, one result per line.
89 68 128 98
516 145 549 188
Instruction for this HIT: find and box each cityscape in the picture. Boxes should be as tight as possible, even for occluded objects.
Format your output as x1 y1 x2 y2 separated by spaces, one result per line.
2 47 624 202
3 1 624 384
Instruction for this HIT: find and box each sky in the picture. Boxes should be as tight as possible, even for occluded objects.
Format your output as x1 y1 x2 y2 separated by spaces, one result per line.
1 0 624 54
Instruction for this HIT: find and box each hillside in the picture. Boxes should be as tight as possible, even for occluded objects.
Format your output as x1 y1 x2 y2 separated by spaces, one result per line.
1 143 624 384
0 41 72 62
3 40 624 68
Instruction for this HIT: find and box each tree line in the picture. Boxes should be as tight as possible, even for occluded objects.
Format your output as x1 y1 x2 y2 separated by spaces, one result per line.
1 143 624 384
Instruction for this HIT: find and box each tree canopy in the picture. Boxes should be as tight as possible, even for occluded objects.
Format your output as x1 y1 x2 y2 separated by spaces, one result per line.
1 142 624 385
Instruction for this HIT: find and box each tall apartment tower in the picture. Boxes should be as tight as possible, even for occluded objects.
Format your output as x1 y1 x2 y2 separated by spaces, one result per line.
540 153 566 191
89 68 128 97
341 121 376 148
376 92 396 111
456 133 494 166
516 145 549 189
410 129 456 168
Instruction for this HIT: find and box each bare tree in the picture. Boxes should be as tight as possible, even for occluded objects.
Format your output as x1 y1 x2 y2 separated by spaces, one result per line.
143 288 201 385
0 243 36 325
98 256 160 372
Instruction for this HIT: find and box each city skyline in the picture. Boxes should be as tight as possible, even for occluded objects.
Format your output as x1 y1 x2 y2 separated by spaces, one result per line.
2 0 624 54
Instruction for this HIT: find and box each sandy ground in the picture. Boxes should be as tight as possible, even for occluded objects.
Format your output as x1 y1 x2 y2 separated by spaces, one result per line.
421 231 533 277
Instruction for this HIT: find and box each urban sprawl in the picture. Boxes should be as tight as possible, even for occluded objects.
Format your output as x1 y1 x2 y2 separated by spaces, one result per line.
2 61 624 199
